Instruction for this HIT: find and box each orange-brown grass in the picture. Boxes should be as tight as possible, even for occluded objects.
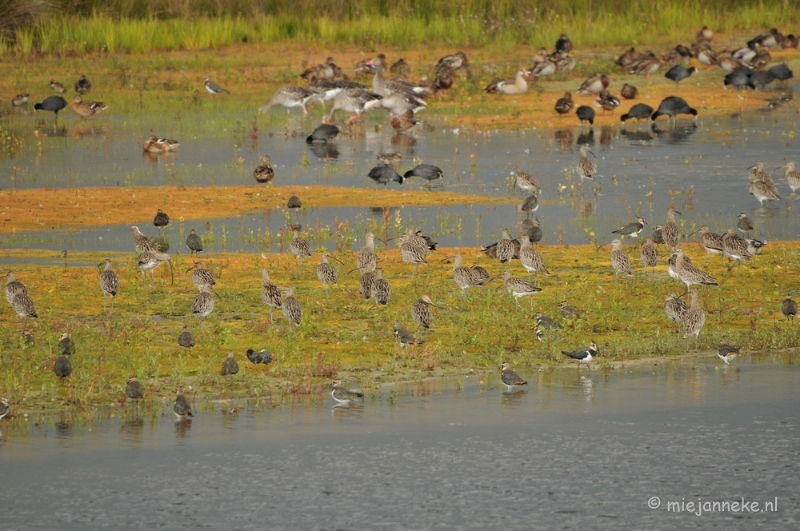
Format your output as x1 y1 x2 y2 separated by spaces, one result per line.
0 185 512 234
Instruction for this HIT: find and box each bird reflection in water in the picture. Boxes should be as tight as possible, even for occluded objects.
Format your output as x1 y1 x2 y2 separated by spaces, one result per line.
307 142 339 160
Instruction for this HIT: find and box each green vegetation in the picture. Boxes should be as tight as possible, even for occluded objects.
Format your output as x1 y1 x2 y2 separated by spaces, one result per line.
1 241 798 412
1 0 798 55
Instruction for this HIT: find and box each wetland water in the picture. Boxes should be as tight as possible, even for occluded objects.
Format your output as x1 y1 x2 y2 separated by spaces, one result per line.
1 355 798 530
2 87 800 252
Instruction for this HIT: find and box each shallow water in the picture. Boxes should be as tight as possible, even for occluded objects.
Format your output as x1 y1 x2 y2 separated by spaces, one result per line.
1 354 798 530
3 90 800 250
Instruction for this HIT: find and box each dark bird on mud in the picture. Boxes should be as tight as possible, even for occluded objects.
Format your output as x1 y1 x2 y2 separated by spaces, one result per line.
404 164 443 184
576 105 595 125
620 103 654 123
125 376 144 399
306 123 340 143
287 195 302 209
34 96 67 116
651 96 697 122
153 209 169 231
186 229 203 256
220 352 239 376
368 164 404 186
54 355 72 379
246 348 273 365
665 65 697 87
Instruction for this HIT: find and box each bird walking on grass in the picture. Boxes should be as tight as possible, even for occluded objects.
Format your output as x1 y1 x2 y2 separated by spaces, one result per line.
610 239 633 279
782 295 797 326
316 252 339 299
673 248 717 293
58 332 75 356
500 271 541 310
664 293 688 332
496 228 516 265
137 250 173 285
640 237 659 275
220 352 239 376
663 206 681 247
371 268 391 307
192 285 217 318
178 326 196 349
412 295 437 329
186 229 203 256
282 287 302 327
97 259 118 312
187 261 215 292
290 230 311 264
519 235 549 286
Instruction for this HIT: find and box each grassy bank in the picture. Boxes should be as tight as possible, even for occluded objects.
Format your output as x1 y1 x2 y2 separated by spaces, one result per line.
3 1 800 55
1 241 798 413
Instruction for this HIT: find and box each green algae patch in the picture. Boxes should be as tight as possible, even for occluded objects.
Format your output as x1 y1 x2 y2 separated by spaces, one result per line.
1 242 798 414
0 185 512 234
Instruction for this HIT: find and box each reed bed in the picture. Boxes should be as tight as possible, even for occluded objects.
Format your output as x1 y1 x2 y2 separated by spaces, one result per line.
1 0 798 55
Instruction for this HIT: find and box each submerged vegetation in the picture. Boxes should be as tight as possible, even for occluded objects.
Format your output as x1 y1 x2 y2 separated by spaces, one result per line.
0 0 799 54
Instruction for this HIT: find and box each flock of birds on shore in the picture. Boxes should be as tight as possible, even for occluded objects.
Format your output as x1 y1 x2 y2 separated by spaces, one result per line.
3 25 800 419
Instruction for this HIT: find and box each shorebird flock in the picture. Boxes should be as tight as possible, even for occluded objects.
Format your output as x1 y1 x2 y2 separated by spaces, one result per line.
4 24 799 418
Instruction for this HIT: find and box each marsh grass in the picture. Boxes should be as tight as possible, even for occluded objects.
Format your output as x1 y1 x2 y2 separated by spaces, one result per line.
3 1 799 55
1 241 798 413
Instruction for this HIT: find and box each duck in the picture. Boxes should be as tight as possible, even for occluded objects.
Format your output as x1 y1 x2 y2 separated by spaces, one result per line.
750 48 771 70
555 34 573 54
750 28 784 48
368 59 428 97
253 155 275 184
696 25 714 43
322 88 383 124
435 51 470 77
390 111 420 132
532 56 558 78
733 43 757 63
485 69 530 94
717 52 745 72
378 91 427 115
142 135 180 153
308 77 365 102
556 52 577 73
616 47 642 68
620 83 638 99
71 95 107 118
692 42 719 70
577 73 609 95
11 93 29 106
50 79 67 93
594 90 620 114
554 92 574 115
629 53 662 76
74 74 92 94
389 58 410 78
258 86 317 115
782 34 799 49
531 47 549 65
